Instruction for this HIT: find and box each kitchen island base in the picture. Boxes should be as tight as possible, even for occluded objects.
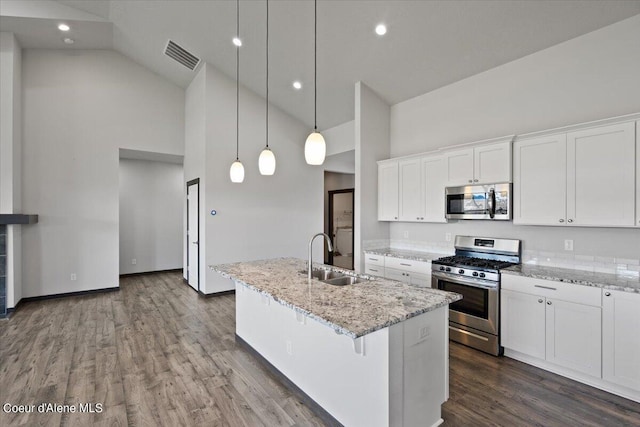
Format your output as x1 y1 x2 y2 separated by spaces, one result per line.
236 284 449 427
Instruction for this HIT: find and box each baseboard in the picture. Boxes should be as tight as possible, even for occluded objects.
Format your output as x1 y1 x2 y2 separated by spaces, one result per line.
119 268 182 277
10 287 119 308
199 289 235 298
235 333 343 427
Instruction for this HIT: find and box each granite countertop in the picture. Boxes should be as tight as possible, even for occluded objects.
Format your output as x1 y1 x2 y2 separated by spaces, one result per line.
364 247 449 263
503 264 640 294
210 257 461 338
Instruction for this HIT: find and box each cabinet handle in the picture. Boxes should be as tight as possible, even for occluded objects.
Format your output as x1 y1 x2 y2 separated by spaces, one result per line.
534 285 557 291
568 219 573 223
394 217 397 220
559 219 565 223
473 179 478 182
468 179 473 183
547 301 552 305
604 291 611 297
370 268 378 272
416 217 420 220
400 263 411 266
368 257 379 261
538 299 543 303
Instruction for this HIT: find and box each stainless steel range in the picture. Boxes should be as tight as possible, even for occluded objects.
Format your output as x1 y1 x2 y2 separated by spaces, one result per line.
431 236 521 356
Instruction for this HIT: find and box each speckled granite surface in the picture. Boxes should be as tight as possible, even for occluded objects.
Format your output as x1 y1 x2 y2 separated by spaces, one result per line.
210 258 461 338
503 264 640 294
363 248 449 263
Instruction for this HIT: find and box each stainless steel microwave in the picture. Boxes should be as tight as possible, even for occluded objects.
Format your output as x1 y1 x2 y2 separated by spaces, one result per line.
445 183 512 220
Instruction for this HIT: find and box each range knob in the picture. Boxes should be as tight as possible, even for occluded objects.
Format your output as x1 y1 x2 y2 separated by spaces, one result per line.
458 269 465 274
472 272 478 277
439 266 445 271
479 272 486 278
445 267 451 272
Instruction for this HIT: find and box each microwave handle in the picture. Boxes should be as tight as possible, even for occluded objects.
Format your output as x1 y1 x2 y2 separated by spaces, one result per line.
488 188 495 219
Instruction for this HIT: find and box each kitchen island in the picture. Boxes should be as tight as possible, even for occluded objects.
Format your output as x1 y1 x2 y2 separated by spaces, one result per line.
210 258 461 427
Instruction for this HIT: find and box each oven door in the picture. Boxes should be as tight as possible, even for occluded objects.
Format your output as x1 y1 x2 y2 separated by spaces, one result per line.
432 271 498 335
445 186 490 219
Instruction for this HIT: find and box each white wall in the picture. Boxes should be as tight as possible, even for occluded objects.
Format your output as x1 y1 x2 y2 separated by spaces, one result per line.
0 32 22 308
119 158 183 275
183 64 324 294
21 49 184 298
355 82 391 272
387 15 640 261
324 120 355 156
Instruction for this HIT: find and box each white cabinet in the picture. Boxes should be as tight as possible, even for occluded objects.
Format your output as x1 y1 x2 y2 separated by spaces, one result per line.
446 141 512 186
421 156 447 223
603 289 640 391
399 158 424 221
514 121 636 227
501 275 602 377
364 253 385 277
363 253 432 286
378 161 399 221
545 298 601 377
501 289 546 360
513 133 567 225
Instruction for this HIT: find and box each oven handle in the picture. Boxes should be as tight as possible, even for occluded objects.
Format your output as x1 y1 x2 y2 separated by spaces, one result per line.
449 326 490 342
432 271 498 290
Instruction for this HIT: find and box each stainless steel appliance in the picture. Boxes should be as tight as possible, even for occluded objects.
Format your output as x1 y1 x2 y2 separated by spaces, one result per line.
445 183 512 220
431 236 521 356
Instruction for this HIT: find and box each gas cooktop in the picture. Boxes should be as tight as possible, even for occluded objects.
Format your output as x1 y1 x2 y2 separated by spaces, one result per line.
432 255 517 272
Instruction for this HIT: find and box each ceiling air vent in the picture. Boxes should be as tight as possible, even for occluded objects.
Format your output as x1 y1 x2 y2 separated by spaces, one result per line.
164 40 200 71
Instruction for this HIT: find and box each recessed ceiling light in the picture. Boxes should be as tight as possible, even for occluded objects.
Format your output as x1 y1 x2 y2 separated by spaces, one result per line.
232 37 242 47
63 38 75 45
58 23 70 32
293 81 302 90
375 24 387 36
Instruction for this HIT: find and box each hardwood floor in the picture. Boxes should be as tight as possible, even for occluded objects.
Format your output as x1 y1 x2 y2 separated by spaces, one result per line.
1 271 639 427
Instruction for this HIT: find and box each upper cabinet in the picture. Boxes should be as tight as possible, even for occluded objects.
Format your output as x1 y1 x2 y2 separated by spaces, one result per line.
514 121 636 227
378 161 398 221
398 158 423 221
421 155 448 223
446 141 512 186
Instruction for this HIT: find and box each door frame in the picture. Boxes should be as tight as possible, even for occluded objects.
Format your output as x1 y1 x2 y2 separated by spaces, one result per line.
186 178 200 292
327 188 354 270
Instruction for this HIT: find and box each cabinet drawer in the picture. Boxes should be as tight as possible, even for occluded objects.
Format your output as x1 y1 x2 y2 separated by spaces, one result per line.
363 253 385 267
502 274 601 307
384 256 431 275
364 264 384 277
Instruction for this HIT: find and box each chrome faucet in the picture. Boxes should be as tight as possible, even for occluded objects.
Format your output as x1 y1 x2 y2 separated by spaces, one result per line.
308 233 334 280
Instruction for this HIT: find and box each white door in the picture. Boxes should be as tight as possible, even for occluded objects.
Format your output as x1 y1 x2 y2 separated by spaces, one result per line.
187 182 199 291
474 141 512 184
378 161 399 221
501 289 546 359
545 298 601 377
636 122 640 228
603 290 640 391
566 122 635 227
445 148 474 186
422 155 447 223
399 158 423 221
513 133 567 225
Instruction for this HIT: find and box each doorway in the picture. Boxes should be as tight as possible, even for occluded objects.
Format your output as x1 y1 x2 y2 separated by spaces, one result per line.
186 178 200 291
328 189 354 270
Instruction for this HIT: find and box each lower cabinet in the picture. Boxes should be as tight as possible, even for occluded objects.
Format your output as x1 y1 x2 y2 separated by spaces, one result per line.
501 278 601 377
502 274 640 402
603 289 640 391
363 253 432 287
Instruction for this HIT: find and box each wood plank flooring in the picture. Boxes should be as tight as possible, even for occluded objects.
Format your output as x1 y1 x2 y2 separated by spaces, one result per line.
1 271 639 426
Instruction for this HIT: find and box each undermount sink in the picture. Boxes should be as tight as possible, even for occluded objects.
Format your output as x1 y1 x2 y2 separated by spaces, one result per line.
302 269 364 286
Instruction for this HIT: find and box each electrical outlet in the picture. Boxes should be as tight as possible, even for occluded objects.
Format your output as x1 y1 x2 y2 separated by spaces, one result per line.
132 258 137 265
564 239 574 251
70 273 77 281
403 231 409 238
286 340 293 356
445 233 452 242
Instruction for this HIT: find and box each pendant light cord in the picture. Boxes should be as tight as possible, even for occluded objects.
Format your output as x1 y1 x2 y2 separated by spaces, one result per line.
265 0 269 148
314 0 317 132
236 0 240 160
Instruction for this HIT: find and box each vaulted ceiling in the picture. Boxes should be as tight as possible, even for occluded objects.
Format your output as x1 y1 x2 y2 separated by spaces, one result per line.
3 0 640 129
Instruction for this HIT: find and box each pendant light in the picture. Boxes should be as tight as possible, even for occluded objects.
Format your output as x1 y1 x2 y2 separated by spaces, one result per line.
259 0 276 175
304 0 326 165
230 0 245 183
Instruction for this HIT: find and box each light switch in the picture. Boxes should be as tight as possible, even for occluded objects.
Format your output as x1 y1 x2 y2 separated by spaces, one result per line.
564 239 574 251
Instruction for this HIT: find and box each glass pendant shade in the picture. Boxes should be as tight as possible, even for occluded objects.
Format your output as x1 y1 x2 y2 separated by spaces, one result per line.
304 131 326 165
230 160 245 183
259 148 276 175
